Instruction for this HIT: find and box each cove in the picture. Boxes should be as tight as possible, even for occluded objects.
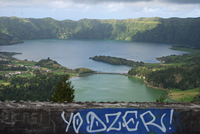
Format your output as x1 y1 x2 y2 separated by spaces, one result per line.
72 74 167 102
0 39 188 102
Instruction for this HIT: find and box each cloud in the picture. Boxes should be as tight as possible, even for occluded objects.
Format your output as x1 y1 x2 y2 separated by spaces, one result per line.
162 0 200 4
1 0 200 8
69 0 152 4
58 0 200 5
0 0 200 20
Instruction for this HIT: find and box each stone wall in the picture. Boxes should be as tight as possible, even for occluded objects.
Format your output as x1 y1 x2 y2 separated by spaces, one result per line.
0 101 200 134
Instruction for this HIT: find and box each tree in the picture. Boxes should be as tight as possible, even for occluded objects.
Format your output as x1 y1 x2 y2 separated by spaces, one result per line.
51 74 75 102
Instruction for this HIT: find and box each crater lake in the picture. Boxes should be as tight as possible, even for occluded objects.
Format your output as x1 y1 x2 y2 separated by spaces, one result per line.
0 39 188 102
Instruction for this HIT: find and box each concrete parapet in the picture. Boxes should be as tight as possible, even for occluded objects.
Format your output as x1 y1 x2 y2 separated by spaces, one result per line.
0 101 200 134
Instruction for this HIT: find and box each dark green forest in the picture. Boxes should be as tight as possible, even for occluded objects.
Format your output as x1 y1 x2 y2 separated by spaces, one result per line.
1 17 200 47
0 31 23 45
91 55 144 66
0 71 62 101
128 65 200 90
128 49 200 91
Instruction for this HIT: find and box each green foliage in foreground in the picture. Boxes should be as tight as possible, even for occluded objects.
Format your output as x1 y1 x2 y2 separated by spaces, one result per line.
51 74 75 102
156 94 167 103
192 94 200 103
91 55 144 67
0 72 62 101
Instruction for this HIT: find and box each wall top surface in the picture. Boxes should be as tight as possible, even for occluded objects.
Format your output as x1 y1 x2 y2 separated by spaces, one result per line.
0 101 200 110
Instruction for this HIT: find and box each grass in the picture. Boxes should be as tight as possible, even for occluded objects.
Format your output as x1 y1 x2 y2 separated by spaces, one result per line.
169 88 200 102
11 60 36 66
0 79 10 86
166 63 186 66
0 71 9 74
0 80 4 84
170 47 200 54
15 73 34 77
144 63 161 66
1 82 10 86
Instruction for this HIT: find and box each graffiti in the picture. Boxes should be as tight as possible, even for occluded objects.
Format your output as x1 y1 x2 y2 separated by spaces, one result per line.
61 108 176 134
0 110 50 125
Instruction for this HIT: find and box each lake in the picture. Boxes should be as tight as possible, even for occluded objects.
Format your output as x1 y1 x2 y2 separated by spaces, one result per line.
0 39 187 102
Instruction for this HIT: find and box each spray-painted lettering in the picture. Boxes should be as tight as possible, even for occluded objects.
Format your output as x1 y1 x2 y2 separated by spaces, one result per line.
61 108 176 134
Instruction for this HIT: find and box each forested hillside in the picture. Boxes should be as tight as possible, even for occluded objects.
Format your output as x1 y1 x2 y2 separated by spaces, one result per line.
132 18 200 48
0 32 23 45
1 17 200 47
127 47 200 102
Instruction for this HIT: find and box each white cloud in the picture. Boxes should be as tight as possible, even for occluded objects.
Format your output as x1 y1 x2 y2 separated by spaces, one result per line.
49 1 72 9
106 3 125 12
0 0 200 20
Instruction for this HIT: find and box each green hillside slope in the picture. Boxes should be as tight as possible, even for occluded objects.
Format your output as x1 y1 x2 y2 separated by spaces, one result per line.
0 32 23 45
0 17 200 46
132 17 200 47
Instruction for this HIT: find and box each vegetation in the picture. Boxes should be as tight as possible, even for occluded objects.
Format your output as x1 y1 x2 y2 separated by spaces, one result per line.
1 17 200 47
90 55 144 66
0 71 62 101
0 52 96 102
170 88 200 102
75 68 96 75
156 94 167 103
128 47 200 102
128 65 200 90
35 57 61 69
191 93 200 103
131 18 200 48
0 32 23 45
51 74 75 102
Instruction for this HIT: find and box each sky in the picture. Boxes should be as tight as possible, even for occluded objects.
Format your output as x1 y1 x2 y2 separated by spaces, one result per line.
0 0 200 21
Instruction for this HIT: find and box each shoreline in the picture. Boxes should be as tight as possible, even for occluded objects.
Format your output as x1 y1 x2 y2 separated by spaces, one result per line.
127 74 179 102
1 44 193 102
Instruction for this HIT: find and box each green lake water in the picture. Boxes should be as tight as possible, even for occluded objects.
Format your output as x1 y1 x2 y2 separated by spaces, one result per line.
72 74 171 102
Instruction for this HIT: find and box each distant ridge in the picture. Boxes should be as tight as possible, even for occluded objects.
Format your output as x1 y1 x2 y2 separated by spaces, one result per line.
0 17 200 47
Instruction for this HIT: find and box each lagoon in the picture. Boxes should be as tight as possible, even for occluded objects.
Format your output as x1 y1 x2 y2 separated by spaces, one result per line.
0 39 188 102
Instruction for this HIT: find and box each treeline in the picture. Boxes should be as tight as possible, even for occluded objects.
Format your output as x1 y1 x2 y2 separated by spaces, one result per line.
1 17 200 47
0 65 27 71
157 52 200 65
0 60 10 64
131 17 200 48
0 71 62 101
90 55 144 66
35 57 61 69
128 65 200 90
75 68 96 75
0 17 159 41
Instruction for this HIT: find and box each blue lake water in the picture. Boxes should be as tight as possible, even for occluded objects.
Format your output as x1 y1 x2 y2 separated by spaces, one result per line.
0 39 187 102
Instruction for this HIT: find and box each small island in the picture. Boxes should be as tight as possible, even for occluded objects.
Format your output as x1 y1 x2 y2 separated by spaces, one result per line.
90 55 144 67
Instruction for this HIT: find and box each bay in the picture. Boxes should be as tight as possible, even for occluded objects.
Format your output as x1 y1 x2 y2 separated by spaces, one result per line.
72 74 166 102
0 39 187 102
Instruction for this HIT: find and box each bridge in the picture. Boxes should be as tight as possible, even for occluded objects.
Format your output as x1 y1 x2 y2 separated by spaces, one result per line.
78 72 127 77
